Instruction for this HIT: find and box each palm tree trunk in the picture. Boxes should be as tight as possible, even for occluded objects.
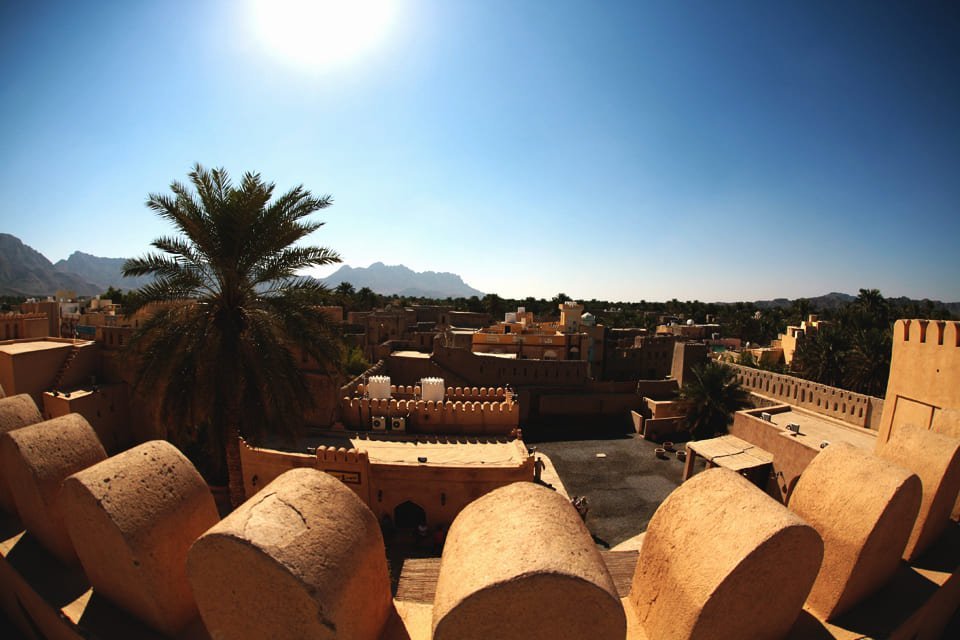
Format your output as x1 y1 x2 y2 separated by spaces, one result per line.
226 425 245 508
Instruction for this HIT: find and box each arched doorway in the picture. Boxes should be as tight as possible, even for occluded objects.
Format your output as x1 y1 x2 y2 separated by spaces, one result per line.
394 500 426 530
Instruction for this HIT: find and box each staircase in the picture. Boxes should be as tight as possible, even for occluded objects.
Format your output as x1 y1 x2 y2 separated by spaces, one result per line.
51 345 81 391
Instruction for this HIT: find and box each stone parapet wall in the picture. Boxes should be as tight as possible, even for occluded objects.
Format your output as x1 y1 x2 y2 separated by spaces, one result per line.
729 363 882 430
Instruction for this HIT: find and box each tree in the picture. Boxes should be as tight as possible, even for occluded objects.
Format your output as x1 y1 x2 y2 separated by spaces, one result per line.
844 328 891 397
123 164 343 507
102 286 125 305
792 326 847 387
482 293 505 319
679 362 750 440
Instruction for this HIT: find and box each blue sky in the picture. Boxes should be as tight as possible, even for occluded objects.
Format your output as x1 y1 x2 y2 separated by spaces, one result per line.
1 1 958 302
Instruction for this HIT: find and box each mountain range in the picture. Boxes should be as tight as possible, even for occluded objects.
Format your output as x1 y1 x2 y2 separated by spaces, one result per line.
0 234 151 297
0 234 956 312
322 262 485 299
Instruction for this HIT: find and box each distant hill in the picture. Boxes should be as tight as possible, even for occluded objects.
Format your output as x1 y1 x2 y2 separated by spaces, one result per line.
323 262 484 299
752 292 959 315
0 234 100 296
54 251 153 291
753 292 856 310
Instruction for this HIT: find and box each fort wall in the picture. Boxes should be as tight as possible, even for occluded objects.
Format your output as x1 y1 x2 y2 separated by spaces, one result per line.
729 363 883 430
879 319 960 443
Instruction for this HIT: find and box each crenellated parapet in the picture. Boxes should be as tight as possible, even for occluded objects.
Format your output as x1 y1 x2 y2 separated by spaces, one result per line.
338 396 519 435
879 319 960 444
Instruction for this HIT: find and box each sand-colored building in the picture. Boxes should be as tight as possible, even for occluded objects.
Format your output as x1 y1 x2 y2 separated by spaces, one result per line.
775 314 828 365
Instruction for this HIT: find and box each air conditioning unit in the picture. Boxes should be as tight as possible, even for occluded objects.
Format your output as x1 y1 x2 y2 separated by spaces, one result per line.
761 412 772 422
371 416 386 431
391 416 406 432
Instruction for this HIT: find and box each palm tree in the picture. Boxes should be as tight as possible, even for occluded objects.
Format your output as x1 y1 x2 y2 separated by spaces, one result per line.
680 362 750 440
792 327 847 387
123 164 343 507
844 328 891 397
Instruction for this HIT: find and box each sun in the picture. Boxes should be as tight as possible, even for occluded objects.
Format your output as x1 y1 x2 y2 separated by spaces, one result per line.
247 0 398 70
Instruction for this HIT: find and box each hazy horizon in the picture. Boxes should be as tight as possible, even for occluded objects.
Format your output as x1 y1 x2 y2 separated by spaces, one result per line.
2 1 958 302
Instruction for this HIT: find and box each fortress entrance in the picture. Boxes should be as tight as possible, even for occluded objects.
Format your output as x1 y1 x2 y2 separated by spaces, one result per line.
394 500 426 530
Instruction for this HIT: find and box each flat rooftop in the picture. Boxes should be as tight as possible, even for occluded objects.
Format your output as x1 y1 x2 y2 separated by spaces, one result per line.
0 339 93 355
390 351 431 359
288 432 529 468
765 406 878 451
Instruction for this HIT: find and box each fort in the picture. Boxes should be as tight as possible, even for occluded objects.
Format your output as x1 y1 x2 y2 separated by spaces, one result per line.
0 317 959 638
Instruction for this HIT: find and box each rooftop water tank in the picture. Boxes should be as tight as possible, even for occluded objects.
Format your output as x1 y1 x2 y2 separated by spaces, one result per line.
367 375 391 400
421 377 445 403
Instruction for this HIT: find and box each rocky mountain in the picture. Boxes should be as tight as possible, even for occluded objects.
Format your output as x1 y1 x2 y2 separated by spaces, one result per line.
54 251 153 291
323 262 484 299
0 234 100 296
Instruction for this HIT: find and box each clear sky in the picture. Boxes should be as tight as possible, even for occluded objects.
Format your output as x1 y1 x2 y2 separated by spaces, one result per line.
2 1 958 302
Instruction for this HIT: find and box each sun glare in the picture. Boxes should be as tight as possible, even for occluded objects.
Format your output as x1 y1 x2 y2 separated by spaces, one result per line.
248 0 397 70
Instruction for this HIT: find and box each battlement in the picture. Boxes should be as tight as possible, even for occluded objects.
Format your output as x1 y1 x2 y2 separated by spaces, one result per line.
879 319 960 447
898 319 960 346
339 396 519 435
2 407 957 640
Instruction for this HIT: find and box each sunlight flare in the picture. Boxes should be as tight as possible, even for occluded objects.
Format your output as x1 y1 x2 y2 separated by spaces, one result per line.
248 0 397 70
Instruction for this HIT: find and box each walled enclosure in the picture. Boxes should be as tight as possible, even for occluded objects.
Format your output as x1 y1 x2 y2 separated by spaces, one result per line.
432 482 626 640
188 468 392 640
630 468 823 640
239 437 534 531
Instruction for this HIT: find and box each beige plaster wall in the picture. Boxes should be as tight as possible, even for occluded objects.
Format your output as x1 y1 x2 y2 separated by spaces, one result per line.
878 319 960 443
729 407 819 503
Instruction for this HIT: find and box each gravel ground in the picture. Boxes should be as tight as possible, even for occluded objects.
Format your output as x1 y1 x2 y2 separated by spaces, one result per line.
531 432 685 547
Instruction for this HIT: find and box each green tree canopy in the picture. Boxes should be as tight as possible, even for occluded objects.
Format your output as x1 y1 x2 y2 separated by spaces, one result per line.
680 361 750 440
123 164 343 506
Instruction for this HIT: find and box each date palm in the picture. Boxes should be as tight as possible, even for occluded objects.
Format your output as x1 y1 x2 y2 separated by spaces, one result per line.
123 164 342 507
680 361 749 440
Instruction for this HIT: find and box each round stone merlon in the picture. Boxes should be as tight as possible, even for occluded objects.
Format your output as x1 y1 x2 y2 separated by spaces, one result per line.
630 468 823 640
187 467 392 640
59 440 218 636
432 482 626 640
789 441 921 620
0 393 44 515
0 412 107 564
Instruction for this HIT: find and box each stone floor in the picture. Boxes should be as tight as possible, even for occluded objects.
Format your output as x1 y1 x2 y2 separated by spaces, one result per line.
531 431 685 548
